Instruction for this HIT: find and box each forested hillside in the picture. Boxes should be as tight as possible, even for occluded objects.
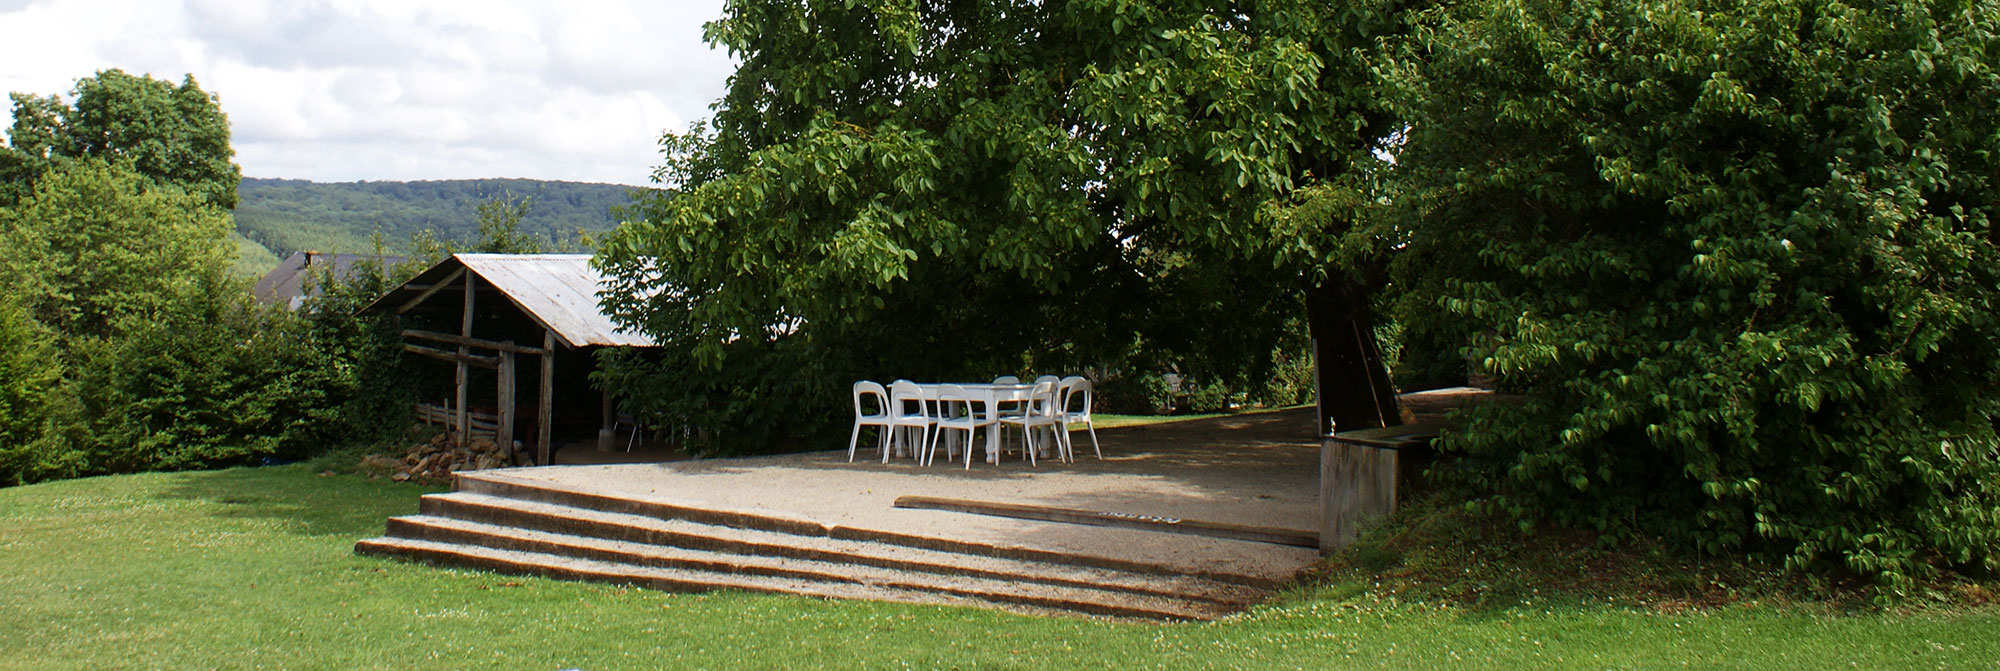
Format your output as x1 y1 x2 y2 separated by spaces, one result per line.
234 178 647 264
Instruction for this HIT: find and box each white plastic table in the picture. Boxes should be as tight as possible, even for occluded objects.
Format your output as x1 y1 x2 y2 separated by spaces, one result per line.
914 382 1034 463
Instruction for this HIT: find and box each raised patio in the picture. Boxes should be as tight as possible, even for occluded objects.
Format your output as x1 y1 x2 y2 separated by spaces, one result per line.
356 390 1482 620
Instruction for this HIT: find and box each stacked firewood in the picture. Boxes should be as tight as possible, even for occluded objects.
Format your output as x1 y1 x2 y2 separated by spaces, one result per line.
360 432 512 482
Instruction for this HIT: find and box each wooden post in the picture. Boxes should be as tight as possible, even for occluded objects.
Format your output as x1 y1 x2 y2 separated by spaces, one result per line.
537 329 555 465
1320 424 1436 553
598 387 616 452
497 349 515 459
455 273 475 446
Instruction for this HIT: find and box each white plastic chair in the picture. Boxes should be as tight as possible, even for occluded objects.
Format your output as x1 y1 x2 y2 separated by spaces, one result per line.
991 375 1024 416
928 385 996 469
885 380 935 464
998 379 1060 465
848 381 893 462
1057 376 1101 460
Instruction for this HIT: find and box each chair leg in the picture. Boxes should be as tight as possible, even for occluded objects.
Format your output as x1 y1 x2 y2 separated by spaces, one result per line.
1025 427 1038 467
848 423 862 462
1087 422 1101 459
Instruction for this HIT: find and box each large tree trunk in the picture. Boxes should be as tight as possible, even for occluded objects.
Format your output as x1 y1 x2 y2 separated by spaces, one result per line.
1307 279 1400 436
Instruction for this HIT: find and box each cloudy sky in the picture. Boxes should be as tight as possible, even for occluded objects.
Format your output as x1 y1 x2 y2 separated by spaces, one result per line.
0 0 736 186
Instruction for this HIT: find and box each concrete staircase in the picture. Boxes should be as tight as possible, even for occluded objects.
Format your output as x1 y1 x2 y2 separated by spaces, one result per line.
356 471 1280 620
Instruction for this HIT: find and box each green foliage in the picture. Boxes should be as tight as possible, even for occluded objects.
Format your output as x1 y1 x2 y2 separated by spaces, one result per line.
1390 0 2000 591
596 0 1407 454
2 69 239 209
1095 372 1177 415
56 276 342 474
0 295 62 486
0 106 421 485
228 230 283 277
233 177 639 257
0 158 232 340
471 191 548 254
292 249 431 450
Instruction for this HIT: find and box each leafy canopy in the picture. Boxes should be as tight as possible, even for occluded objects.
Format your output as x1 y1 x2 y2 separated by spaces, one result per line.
0 159 234 340
2 69 240 209
596 0 1407 453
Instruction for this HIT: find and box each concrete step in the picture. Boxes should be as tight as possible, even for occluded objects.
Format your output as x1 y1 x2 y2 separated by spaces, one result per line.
354 536 1016 613
415 492 1262 607
453 470 1284 589
375 516 1236 620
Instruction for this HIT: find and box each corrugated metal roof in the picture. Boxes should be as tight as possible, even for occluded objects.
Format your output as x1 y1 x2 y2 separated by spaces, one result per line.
360 253 655 348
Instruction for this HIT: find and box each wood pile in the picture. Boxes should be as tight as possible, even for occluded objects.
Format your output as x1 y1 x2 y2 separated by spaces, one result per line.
360 432 512 482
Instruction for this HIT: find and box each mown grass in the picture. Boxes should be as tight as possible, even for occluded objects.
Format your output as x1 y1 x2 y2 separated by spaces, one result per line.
4 466 1999 670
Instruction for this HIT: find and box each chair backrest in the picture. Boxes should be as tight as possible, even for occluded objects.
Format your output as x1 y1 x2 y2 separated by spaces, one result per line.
853 380 888 416
889 380 929 417
992 375 1020 385
1033 374 1060 388
936 384 974 419
1026 379 1059 417
1058 376 1092 417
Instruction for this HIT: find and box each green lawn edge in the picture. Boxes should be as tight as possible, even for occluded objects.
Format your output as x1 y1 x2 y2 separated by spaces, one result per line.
3 466 1998 670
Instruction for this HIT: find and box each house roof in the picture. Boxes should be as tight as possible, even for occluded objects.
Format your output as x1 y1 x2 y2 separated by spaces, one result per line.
359 253 656 349
252 251 407 308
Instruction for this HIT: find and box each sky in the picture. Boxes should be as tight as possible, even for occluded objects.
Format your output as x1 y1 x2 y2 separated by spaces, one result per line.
0 0 736 187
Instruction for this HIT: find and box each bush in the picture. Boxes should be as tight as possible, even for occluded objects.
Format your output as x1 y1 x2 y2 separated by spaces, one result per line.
1094 372 1175 415
1392 0 2000 592
51 275 345 474
0 295 63 485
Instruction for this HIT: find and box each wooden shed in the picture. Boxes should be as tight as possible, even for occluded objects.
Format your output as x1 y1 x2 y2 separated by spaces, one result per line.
358 253 655 464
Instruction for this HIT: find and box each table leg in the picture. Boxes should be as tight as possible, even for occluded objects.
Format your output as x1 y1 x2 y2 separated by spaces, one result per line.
982 392 1001 463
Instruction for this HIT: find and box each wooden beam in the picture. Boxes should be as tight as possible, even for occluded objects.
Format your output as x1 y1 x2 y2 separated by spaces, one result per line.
397 267 466 313
401 343 499 368
402 329 548 355
498 350 516 459
598 388 613 451
455 274 474 446
893 496 1319 548
537 329 555 465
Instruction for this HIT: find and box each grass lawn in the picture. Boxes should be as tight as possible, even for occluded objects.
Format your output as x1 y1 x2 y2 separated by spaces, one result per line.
4 466 1999 670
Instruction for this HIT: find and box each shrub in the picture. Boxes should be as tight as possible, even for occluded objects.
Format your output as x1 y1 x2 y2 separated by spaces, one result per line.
1392 0 2000 592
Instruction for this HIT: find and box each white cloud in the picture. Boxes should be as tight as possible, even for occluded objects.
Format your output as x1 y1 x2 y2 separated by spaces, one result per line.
0 0 734 186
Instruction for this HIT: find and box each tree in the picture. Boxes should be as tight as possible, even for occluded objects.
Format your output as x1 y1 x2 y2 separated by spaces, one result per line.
2 69 240 209
596 0 1411 453
0 159 233 340
1388 0 2000 588
472 191 548 254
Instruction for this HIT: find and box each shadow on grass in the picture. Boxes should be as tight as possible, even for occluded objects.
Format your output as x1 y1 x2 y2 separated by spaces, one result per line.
158 465 443 539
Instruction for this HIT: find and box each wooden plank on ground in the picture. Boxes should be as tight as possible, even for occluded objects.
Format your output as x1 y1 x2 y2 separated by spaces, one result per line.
893 495 1318 548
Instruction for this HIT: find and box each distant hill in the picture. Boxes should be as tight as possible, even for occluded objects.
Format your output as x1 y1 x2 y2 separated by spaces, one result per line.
232 178 652 270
